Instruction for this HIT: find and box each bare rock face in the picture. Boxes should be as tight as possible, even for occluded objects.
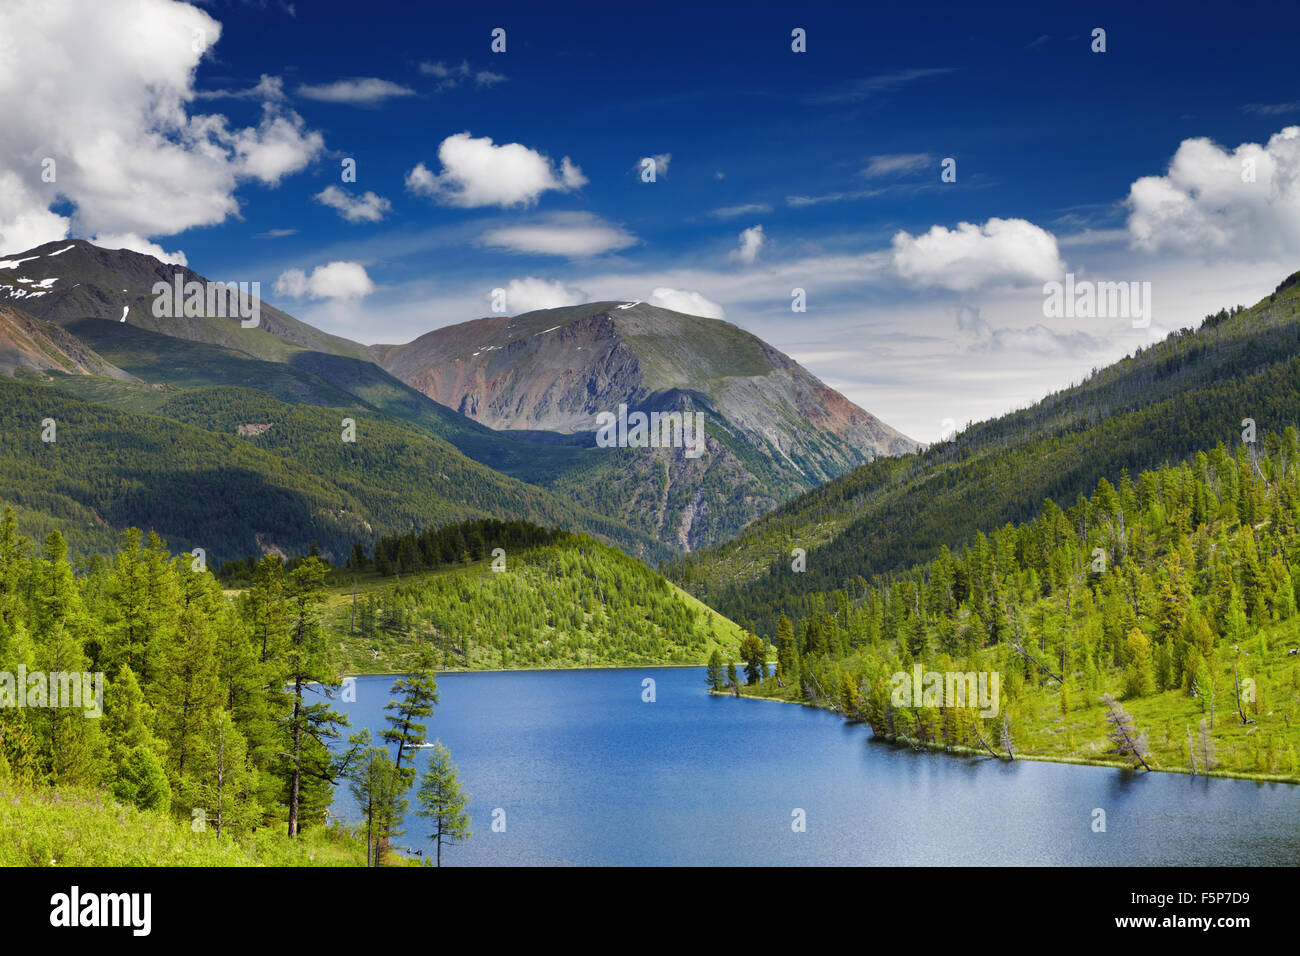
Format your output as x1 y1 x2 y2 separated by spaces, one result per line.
0 303 135 380
373 302 919 549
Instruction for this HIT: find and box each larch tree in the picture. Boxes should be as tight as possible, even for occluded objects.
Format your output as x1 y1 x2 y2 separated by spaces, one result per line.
415 740 471 867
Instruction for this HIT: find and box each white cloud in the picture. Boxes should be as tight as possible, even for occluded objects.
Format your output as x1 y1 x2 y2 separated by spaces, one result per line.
954 304 1101 356
315 185 392 223
1126 126 1300 259
90 233 188 266
195 74 287 102
0 1 324 257
419 61 507 89
640 153 671 177
502 277 588 314
275 261 374 299
648 288 726 319
405 132 586 208
296 78 415 104
711 203 772 218
863 153 932 178
806 68 957 105
481 212 637 257
890 217 1065 291
730 225 766 265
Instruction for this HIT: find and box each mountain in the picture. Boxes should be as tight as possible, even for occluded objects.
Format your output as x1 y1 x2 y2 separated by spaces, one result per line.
0 303 134 380
0 371 669 566
2 239 371 362
669 270 1300 634
373 302 917 548
1 240 918 552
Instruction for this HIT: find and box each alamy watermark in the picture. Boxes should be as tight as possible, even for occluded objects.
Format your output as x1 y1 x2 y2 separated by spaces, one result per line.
1043 273 1151 328
151 273 260 328
595 403 705 458
890 665 1000 718
0 667 103 718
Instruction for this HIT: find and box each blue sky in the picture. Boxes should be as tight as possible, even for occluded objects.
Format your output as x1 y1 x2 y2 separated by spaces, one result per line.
4 0 1300 440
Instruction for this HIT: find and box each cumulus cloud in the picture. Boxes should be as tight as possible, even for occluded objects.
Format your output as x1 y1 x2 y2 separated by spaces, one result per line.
648 287 726 319
275 261 374 300
501 277 588 314
90 234 188 266
315 185 392 223
862 153 932 178
296 78 415 104
0 1 324 257
405 132 586 208
1126 126 1300 259
891 218 1065 291
730 225 765 265
480 212 637 257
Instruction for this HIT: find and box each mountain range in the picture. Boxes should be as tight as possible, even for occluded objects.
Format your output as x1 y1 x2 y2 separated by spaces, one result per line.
0 239 914 561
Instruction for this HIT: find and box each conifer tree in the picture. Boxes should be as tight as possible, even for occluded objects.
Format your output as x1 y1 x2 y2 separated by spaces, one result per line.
415 740 471 867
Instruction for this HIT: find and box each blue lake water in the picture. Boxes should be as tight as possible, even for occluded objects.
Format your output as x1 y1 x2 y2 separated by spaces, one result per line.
327 666 1300 866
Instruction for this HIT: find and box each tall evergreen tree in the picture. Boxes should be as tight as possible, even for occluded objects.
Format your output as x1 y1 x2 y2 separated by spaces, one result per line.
415 740 471 867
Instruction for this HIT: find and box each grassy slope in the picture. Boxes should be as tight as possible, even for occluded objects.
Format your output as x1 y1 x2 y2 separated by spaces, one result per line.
0 780 388 866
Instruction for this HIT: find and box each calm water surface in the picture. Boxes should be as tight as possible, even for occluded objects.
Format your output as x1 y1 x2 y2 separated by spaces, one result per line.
328 667 1300 866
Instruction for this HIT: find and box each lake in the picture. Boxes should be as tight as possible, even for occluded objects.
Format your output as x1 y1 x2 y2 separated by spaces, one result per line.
328 666 1300 866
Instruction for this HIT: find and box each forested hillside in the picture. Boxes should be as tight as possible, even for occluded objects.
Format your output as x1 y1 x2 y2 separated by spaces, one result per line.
0 377 665 565
669 273 1300 634
728 429 1300 781
312 520 745 673
0 511 738 863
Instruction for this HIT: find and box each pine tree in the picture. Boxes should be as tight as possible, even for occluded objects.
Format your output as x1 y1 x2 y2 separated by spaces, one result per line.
415 740 471 867
150 560 221 791
775 613 797 680
278 558 352 837
705 649 724 691
378 660 440 858
350 742 404 866
112 745 171 812
739 634 767 684
186 710 260 838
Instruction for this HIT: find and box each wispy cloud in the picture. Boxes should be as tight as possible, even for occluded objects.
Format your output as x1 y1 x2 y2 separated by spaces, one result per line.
480 212 637 257
297 78 415 104
194 74 286 102
419 60 507 90
805 68 957 105
862 152 932 178
711 203 772 218
1243 101 1300 116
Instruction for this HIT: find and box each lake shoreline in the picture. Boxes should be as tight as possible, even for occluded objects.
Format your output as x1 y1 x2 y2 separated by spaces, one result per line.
716 685 1300 786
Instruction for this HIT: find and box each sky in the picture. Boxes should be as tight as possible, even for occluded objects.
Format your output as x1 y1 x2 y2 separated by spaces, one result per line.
2 0 1300 442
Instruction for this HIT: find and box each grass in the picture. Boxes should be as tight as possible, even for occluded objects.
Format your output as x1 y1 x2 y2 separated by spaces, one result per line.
0 779 397 866
726 615 1300 785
